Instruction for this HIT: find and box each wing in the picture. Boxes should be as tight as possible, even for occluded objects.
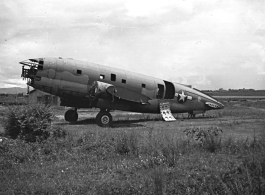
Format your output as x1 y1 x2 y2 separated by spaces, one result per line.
89 81 150 104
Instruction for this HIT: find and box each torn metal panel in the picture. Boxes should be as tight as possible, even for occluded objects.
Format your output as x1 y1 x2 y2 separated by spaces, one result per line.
159 102 176 121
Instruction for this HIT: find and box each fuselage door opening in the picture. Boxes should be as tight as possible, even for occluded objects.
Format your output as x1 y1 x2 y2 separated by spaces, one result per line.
157 84 164 99
164 80 175 99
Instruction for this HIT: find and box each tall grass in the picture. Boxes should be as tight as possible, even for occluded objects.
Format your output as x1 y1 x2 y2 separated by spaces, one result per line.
1 126 265 194
2 127 265 194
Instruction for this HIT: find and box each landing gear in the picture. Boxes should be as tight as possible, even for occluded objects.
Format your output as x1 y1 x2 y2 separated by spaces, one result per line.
96 111 113 127
188 112 195 119
64 109 78 122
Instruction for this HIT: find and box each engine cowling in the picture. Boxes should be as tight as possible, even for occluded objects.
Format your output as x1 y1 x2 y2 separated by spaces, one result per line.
88 81 115 101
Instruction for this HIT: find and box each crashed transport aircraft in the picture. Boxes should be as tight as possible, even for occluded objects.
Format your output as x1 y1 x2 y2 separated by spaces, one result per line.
20 57 224 127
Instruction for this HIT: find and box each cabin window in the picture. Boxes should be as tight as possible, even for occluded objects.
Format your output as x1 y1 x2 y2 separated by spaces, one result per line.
38 65 43 70
122 79 126 84
111 74 116 81
142 83 146 88
39 60 44 65
100 74 105 79
77 69 82 75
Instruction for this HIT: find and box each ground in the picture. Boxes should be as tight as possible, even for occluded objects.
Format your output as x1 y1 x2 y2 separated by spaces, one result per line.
1 100 265 194
54 101 265 140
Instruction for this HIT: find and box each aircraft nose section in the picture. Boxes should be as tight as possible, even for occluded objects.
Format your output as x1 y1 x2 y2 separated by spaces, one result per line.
19 58 42 66
20 58 43 81
29 58 42 62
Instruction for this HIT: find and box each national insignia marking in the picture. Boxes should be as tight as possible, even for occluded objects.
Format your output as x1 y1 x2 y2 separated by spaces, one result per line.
176 91 188 103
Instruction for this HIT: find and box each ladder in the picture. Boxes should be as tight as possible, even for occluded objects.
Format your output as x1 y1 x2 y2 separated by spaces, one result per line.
159 102 176 121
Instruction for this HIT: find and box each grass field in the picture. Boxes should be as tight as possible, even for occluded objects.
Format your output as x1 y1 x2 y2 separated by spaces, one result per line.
205 90 265 97
1 101 265 194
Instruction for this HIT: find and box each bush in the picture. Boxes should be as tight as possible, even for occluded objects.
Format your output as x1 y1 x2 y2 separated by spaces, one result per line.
184 126 223 152
3 104 54 142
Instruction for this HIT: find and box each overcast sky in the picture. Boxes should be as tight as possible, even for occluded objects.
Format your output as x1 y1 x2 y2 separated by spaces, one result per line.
0 0 264 90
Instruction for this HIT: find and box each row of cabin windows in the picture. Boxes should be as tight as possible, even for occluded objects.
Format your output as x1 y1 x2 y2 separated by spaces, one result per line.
37 67 147 88
100 73 146 88
74 69 147 88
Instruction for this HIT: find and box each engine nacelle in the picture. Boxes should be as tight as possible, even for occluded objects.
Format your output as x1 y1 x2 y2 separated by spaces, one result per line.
88 81 115 100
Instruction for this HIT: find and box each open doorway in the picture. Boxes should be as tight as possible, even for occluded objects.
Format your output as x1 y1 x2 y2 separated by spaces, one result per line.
164 80 175 99
157 84 164 99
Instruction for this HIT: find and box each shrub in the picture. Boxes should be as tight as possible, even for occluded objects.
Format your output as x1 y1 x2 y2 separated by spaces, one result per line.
3 104 54 142
184 126 223 152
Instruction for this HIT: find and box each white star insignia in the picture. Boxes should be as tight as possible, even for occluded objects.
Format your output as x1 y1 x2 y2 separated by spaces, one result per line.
175 91 192 103
175 91 188 103
178 91 186 102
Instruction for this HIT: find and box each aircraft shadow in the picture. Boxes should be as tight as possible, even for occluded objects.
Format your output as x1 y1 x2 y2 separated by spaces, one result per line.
56 118 161 128
56 118 96 126
55 115 214 128
112 118 162 128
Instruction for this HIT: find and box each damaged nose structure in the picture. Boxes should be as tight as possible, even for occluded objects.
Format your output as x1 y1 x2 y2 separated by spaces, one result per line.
20 58 43 86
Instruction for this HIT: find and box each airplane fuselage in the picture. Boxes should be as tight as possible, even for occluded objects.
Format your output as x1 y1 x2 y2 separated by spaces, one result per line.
20 57 224 125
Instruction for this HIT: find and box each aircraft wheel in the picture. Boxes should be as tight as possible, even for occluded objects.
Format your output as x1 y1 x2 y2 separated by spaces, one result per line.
64 109 78 122
96 112 113 127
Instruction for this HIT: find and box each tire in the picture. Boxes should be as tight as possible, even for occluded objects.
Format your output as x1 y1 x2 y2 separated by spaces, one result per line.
64 109 78 122
96 112 113 127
